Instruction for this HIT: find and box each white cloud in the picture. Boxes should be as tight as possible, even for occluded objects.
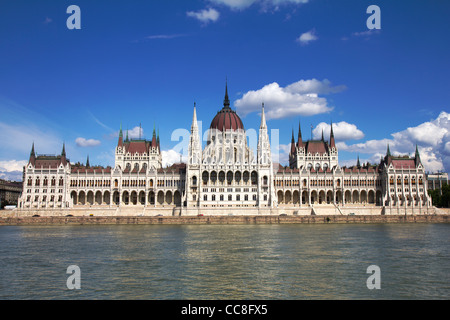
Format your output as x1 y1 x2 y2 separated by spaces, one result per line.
161 149 187 168
187 8 220 24
313 121 364 141
0 171 23 182
0 160 27 173
127 126 144 139
338 111 450 173
285 79 346 95
208 0 309 10
234 79 345 120
145 34 187 40
0 160 27 182
75 137 101 147
352 30 381 37
296 30 317 45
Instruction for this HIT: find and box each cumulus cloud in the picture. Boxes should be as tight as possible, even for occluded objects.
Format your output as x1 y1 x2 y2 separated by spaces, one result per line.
296 30 317 45
338 111 450 173
313 121 364 141
161 149 187 168
75 137 101 147
234 79 345 120
0 160 27 173
187 8 220 24
0 160 27 182
127 126 144 139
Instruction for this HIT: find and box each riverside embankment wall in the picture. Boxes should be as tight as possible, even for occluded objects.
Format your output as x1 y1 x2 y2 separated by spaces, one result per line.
1 214 448 225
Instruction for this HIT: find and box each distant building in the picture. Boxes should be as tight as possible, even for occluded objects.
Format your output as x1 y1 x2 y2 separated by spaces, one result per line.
426 172 448 194
0 179 22 207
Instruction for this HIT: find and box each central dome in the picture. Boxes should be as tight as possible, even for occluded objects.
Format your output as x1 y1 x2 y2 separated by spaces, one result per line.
210 83 244 132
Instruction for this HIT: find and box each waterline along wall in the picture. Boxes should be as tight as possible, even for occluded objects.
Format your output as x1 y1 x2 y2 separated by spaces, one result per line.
0 214 448 226
4 203 440 218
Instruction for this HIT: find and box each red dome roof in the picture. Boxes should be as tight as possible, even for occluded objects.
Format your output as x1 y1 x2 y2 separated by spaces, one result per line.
210 107 244 132
210 82 244 132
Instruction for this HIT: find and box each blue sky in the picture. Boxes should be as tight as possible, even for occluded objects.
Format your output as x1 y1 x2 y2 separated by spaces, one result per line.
1 0 449 180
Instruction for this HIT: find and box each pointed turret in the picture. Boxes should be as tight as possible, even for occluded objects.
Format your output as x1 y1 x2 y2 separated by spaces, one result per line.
192 102 198 129
356 155 361 168
29 142 36 165
61 142 67 166
415 144 422 166
297 122 304 148
151 124 157 148
61 142 66 157
118 123 123 146
189 102 201 165
157 127 160 151
223 80 230 109
125 128 129 143
260 103 267 129
290 128 296 155
330 121 336 148
86 155 90 168
387 144 391 157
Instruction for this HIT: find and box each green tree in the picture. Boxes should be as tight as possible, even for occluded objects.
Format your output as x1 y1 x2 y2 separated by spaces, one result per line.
440 184 450 208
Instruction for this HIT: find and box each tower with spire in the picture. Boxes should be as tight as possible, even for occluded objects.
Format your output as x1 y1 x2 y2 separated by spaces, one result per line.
257 102 274 207
114 122 162 171
186 102 202 208
290 121 338 170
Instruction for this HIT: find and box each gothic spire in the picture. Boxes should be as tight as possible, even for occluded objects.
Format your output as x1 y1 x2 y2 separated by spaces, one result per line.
297 121 304 148
86 155 90 168
387 143 391 157
330 121 336 148
260 102 266 129
290 128 296 154
61 142 66 157
415 144 421 165
223 80 230 109
30 142 35 157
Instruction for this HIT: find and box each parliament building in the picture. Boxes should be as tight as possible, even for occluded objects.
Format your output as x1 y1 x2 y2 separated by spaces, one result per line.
18 84 432 215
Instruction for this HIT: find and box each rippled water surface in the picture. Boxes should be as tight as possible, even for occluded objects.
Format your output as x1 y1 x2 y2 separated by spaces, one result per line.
0 223 448 299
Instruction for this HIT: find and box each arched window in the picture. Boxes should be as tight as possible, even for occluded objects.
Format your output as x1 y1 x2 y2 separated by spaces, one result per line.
192 176 197 186
251 171 258 185
227 171 233 185
202 171 209 185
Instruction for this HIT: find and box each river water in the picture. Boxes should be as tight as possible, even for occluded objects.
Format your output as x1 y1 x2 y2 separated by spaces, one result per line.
0 223 448 300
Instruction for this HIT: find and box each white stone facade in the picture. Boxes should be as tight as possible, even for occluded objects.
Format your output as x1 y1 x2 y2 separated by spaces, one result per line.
18 84 433 215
